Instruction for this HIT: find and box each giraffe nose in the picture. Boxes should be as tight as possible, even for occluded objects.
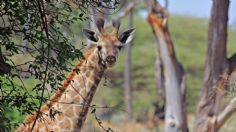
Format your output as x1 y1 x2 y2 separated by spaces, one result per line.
106 56 116 64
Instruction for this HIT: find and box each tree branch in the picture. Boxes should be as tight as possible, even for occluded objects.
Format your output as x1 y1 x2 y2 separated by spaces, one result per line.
214 55 236 130
216 96 236 130
31 0 51 130
104 1 138 28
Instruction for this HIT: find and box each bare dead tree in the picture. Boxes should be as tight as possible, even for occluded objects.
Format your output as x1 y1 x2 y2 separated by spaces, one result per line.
152 0 168 120
144 0 167 101
194 0 236 131
151 17 166 124
145 0 188 131
124 1 134 120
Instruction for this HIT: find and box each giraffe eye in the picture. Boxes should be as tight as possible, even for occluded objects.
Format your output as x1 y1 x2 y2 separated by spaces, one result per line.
97 45 102 51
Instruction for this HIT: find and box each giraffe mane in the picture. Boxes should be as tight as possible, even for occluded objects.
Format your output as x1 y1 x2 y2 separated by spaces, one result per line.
20 47 97 127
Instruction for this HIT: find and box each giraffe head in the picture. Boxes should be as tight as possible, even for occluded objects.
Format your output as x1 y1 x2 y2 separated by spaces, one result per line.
83 18 135 67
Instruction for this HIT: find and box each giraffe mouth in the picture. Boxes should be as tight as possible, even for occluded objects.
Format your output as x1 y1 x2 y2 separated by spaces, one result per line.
106 61 116 67
105 60 116 67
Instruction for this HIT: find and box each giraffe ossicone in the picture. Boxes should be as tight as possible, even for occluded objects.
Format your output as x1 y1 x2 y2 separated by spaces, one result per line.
17 18 135 132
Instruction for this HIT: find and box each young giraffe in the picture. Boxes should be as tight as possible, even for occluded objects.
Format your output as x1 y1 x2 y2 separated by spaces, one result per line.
17 18 134 132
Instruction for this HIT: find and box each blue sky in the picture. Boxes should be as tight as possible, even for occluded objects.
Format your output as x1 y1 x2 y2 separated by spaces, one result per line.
159 0 236 25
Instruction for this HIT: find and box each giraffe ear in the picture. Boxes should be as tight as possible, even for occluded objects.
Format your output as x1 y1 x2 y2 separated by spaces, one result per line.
118 28 135 44
82 29 98 43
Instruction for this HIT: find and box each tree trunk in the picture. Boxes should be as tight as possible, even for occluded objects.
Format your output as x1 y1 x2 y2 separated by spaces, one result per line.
86 6 108 48
154 41 165 96
152 31 166 123
22 14 31 53
146 1 187 131
194 0 232 131
86 8 96 48
124 8 133 120
0 49 11 75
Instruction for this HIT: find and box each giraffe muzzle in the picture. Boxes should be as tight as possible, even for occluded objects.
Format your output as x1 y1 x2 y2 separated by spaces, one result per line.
106 56 116 65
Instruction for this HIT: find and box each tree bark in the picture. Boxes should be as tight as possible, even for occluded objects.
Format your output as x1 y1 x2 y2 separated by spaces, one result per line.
22 14 31 53
146 1 187 131
0 49 11 75
124 7 134 120
153 30 166 123
86 5 108 48
194 0 232 131
154 39 165 96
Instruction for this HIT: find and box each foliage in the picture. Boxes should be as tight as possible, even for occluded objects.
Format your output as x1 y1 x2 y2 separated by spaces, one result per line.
0 0 119 130
1 0 236 131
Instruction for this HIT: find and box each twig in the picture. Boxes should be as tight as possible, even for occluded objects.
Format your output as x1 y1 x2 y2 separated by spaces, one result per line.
93 111 114 132
31 0 51 130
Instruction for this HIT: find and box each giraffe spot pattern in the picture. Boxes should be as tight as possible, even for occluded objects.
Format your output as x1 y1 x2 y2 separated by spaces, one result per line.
16 27 121 131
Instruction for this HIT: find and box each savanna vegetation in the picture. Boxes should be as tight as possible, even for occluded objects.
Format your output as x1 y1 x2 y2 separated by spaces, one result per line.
3 13 236 131
1 0 236 131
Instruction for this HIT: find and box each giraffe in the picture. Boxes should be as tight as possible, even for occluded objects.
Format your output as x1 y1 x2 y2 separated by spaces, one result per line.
17 18 135 132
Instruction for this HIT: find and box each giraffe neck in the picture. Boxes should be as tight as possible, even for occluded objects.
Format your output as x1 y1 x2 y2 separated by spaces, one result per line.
17 47 107 131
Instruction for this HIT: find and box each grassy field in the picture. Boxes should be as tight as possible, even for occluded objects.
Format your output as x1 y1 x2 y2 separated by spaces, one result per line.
3 13 236 131
82 15 236 131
